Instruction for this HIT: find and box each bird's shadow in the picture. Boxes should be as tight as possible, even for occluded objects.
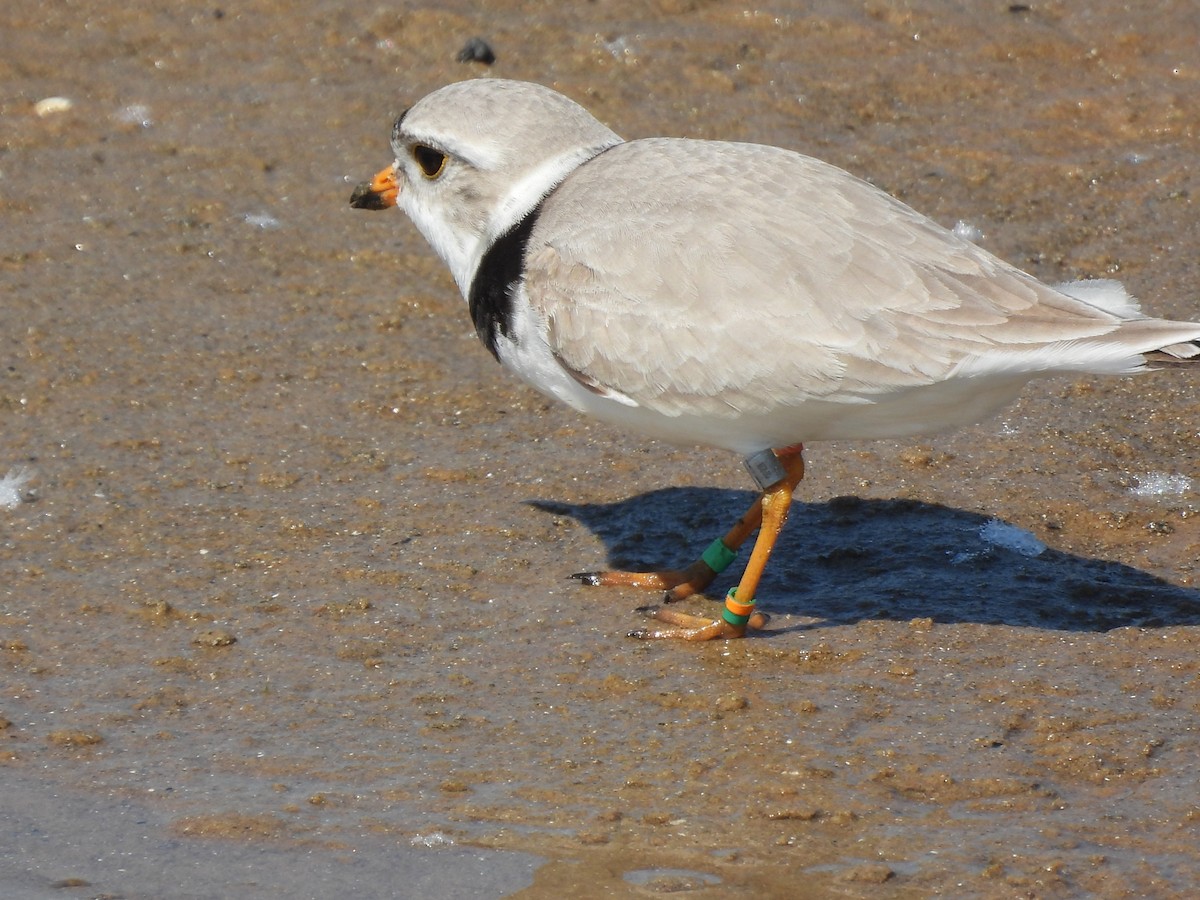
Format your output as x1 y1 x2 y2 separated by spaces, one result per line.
530 487 1200 633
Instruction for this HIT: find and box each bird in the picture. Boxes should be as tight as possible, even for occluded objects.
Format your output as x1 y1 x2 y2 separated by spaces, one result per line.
350 78 1200 641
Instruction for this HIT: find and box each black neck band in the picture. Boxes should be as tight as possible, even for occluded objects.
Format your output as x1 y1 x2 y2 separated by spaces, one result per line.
467 203 544 360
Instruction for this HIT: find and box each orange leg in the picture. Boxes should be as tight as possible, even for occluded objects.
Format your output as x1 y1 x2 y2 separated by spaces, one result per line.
632 449 805 640
573 447 806 641
570 495 764 601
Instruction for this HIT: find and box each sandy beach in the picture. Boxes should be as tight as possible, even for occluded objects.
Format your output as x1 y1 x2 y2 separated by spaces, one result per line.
2 1 1198 896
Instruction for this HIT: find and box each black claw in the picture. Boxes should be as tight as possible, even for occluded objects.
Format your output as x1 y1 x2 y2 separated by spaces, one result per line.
635 604 660 615
627 629 649 639
569 572 603 586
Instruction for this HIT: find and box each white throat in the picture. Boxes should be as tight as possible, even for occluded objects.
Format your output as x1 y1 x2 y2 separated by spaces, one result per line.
400 190 482 298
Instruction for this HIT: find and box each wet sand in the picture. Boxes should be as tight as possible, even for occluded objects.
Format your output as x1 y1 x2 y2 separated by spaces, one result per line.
2 0 1199 896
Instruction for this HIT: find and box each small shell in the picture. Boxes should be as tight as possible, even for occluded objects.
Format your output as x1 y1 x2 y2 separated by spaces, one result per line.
34 96 73 117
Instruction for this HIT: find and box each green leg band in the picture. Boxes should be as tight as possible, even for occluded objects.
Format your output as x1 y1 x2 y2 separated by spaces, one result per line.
722 607 751 626
701 538 738 574
723 588 756 626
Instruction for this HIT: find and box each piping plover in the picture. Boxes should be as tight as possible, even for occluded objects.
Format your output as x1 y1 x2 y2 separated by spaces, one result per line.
351 78 1200 640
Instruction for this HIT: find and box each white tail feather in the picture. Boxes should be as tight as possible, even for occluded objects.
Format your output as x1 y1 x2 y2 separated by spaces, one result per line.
1054 279 1142 318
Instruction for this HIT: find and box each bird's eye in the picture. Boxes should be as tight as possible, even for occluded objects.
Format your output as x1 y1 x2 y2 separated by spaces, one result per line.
412 145 447 178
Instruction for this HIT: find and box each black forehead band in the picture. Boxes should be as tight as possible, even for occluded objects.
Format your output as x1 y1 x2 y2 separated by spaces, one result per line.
391 107 410 143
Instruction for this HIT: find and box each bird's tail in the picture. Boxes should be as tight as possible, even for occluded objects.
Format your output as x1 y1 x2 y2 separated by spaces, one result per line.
1056 278 1200 366
1144 346 1200 366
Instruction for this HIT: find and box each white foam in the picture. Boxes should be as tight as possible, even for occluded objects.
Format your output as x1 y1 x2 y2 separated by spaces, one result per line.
1130 472 1194 498
952 220 984 243
0 467 33 510
115 104 153 128
410 831 455 848
978 518 1046 558
243 212 282 230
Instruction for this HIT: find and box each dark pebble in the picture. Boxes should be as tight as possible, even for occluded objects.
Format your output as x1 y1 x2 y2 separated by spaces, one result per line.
456 37 496 65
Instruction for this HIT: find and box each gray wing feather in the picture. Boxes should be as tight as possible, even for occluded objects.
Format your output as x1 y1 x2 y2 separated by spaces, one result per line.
523 138 1193 419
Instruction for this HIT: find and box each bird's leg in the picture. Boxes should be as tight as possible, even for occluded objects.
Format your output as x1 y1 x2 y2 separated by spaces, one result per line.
632 447 805 641
571 496 764 601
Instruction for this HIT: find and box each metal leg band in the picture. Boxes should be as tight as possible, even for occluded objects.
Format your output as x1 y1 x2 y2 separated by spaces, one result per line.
744 448 787 491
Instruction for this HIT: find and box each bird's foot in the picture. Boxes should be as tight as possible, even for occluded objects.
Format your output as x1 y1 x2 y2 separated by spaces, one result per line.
628 604 770 641
569 558 717 602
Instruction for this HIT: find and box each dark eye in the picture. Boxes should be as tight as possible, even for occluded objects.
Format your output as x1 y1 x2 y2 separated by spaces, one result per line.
412 145 447 178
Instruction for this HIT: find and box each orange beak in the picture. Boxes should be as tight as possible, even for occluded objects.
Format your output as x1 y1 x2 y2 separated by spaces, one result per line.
349 164 399 210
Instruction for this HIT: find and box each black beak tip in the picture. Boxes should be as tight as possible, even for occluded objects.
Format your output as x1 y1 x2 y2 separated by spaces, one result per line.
349 182 388 210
